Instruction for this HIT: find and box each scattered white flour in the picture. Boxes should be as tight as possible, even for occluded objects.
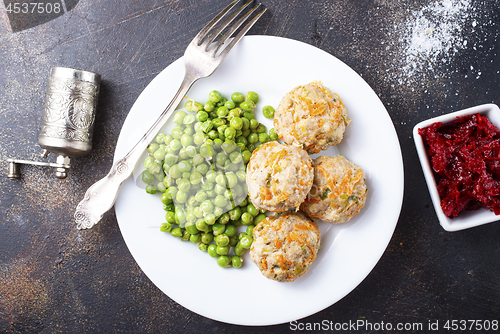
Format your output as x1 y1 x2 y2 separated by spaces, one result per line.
395 0 474 85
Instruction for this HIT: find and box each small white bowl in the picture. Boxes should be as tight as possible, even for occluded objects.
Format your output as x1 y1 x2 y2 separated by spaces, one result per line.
413 104 500 232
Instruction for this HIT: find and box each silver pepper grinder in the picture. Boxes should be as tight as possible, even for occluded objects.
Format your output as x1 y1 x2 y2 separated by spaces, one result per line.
7 66 101 179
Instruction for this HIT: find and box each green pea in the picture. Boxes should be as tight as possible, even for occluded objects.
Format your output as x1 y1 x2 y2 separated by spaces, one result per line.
243 111 255 120
247 203 259 216
171 227 183 238
212 223 226 236
254 213 267 225
155 132 166 143
163 154 177 167
230 117 243 130
189 101 204 112
217 255 231 267
234 242 245 256
160 222 172 233
178 148 189 160
255 123 267 133
193 131 206 146
176 191 188 204
236 135 248 146
196 163 209 175
214 195 228 208
201 200 214 214
213 138 223 150
224 126 237 140
209 90 222 103
207 129 218 140
228 108 242 118
224 100 236 109
248 132 259 144
218 212 230 225
214 183 226 195
241 117 250 131
142 170 155 185
229 151 242 164
246 224 255 236
181 230 191 241
242 150 252 164
221 140 237 154
225 172 238 188
194 206 204 218
262 105 275 119
201 120 213 133
168 165 181 179
225 224 237 237
240 235 253 249
200 143 214 159
190 171 203 185
201 232 214 244
180 133 194 147
192 154 204 166
165 186 178 200
185 222 199 235
196 219 210 233
208 244 218 257
215 234 230 246
215 152 227 167
250 119 260 131
147 143 159 155
197 110 209 122
269 128 279 141
205 170 217 182
245 91 259 104
178 160 192 173
240 101 256 112
183 114 196 125
204 213 216 225
231 255 243 268
145 184 157 194
163 202 175 211
169 138 182 151
198 243 208 252
184 146 196 158
258 133 270 143
216 106 229 117
229 207 242 221
216 245 230 256
215 172 227 186
212 117 226 128
241 212 253 225
231 92 245 103
204 101 215 112
161 192 173 205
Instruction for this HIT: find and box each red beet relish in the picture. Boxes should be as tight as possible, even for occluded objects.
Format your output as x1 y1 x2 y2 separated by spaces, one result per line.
418 113 500 218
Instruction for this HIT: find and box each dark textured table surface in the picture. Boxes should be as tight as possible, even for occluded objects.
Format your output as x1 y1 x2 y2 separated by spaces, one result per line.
1 0 499 333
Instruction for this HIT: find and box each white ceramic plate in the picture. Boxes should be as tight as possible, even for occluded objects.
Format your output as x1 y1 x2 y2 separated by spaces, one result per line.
114 36 404 326
413 104 500 231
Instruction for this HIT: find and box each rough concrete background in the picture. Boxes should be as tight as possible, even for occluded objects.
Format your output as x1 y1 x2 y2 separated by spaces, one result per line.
1 0 499 333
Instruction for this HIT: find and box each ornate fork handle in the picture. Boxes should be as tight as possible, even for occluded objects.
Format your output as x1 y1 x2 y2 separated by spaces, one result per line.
75 73 197 229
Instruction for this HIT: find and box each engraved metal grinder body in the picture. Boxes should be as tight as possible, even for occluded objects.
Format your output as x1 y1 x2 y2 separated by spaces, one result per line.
7 66 101 179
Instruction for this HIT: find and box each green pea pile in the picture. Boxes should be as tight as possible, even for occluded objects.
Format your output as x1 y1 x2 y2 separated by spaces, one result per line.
141 90 278 268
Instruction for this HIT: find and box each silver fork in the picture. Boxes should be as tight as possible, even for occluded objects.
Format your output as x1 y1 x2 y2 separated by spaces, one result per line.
75 0 266 229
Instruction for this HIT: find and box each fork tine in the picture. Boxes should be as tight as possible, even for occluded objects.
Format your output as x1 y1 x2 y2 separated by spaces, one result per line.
215 4 267 59
203 0 254 49
193 0 240 44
